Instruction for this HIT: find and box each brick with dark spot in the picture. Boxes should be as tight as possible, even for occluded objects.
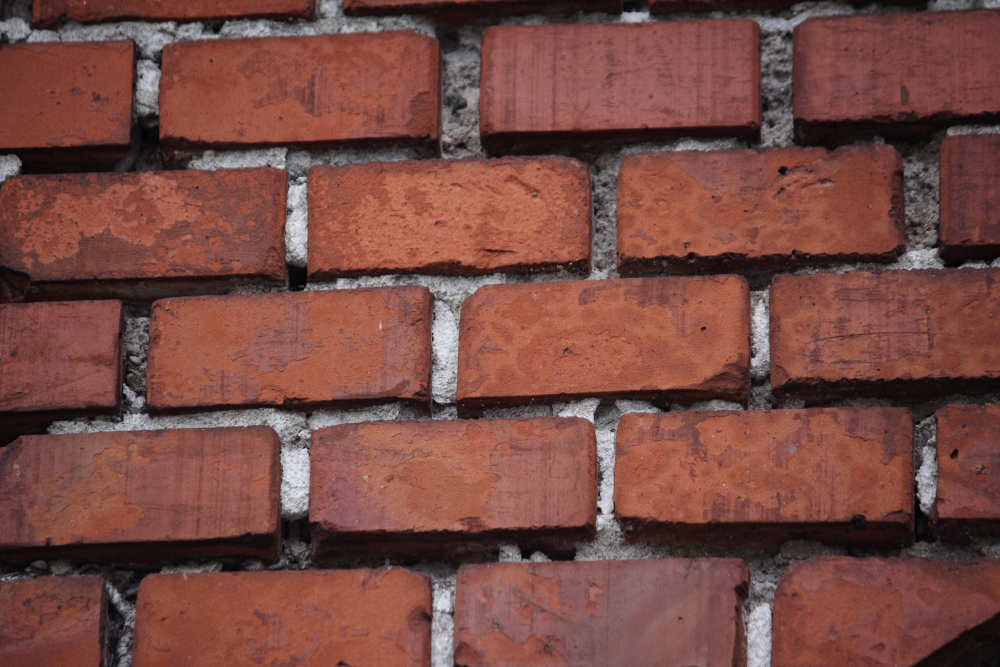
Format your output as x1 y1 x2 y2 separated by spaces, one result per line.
933 404 1000 540
344 0 621 20
615 407 914 547
33 0 316 27
940 134 1000 264
132 568 432 667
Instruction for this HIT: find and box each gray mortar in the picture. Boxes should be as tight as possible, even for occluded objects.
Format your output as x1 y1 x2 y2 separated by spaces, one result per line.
0 154 21 183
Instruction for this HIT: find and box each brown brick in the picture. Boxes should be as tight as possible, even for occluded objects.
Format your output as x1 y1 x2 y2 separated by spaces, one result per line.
480 21 760 155
770 269 1000 401
933 404 1000 540
160 32 441 164
308 157 591 279
310 417 596 558
773 557 1000 667
940 134 1000 264
0 427 281 563
0 300 122 443
617 146 905 274
34 0 316 27
0 169 287 302
455 559 748 667
457 277 750 415
0 41 135 170
148 287 432 413
133 569 432 667
0 576 107 667
344 0 621 20
615 408 914 547
794 11 1000 145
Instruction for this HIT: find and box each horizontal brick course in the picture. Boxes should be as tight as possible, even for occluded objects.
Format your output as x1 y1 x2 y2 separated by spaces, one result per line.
940 134 1000 264
160 32 441 163
33 0 316 27
455 559 748 667
617 146 905 274
794 11 1000 144
0 41 135 170
310 417 596 558
933 404 1000 540
480 20 760 154
344 0 622 19
308 157 591 278
147 287 433 413
133 569 432 667
0 427 281 563
770 269 1000 401
0 169 287 302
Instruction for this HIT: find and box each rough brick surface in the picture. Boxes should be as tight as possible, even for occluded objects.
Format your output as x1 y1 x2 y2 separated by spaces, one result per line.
933 404 1000 540
772 557 1000 667
794 11 1000 144
0 576 107 667
34 0 316 27
457 276 750 415
148 288 433 413
940 134 1000 264
0 427 281 563
344 0 621 19
617 146 905 274
160 32 441 163
310 417 596 558
0 41 135 170
615 408 914 547
455 559 749 667
649 0 918 12
308 157 591 278
480 21 760 155
770 269 1000 401
133 569 432 667
0 169 287 302
0 300 122 443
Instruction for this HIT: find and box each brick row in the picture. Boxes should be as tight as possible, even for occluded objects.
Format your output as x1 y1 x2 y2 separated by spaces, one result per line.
940 134 1000 264
344 0 622 20
33 0 316 27
933 404 1000 540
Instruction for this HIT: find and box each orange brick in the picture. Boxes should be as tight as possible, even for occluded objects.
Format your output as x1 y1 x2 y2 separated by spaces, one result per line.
34 0 316 27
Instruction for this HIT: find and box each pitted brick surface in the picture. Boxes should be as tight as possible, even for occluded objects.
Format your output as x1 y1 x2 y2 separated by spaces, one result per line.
934 404 1000 540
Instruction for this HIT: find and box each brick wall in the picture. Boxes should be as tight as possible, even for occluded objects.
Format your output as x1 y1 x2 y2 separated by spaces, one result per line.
2 0 1000 666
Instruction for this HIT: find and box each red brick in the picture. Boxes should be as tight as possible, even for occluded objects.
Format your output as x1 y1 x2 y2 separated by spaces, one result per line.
480 21 760 155
0 576 107 667
794 11 1000 144
933 404 1000 540
615 407 914 547
34 0 316 27
649 0 918 12
310 417 596 558
940 134 1000 264
772 557 1000 667
0 300 122 443
344 0 621 20
617 146 905 274
0 41 135 170
308 157 592 279
148 287 432 413
770 269 1000 401
0 169 287 302
0 427 281 563
457 277 750 415
455 559 748 667
160 32 441 164
133 568 432 667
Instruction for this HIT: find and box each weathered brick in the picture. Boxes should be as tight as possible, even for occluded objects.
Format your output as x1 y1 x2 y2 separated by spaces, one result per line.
0 169 287 302
308 157 591 279
344 0 621 20
457 277 750 415
0 41 135 170
770 269 1000 401
133 569 432 667
310 417 596 558
772 557 1000 667
480 21 760 155
615 408 914 547
0 300 122 443
148 287 433 413
794 11 1000 144
0 427 281 563
34 0 316 27
933 404 1000 540
649 0 918 12
160 32 441 164
0 576 107 667
617 146 905 274
940 134 1000 264
455 559 748 667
